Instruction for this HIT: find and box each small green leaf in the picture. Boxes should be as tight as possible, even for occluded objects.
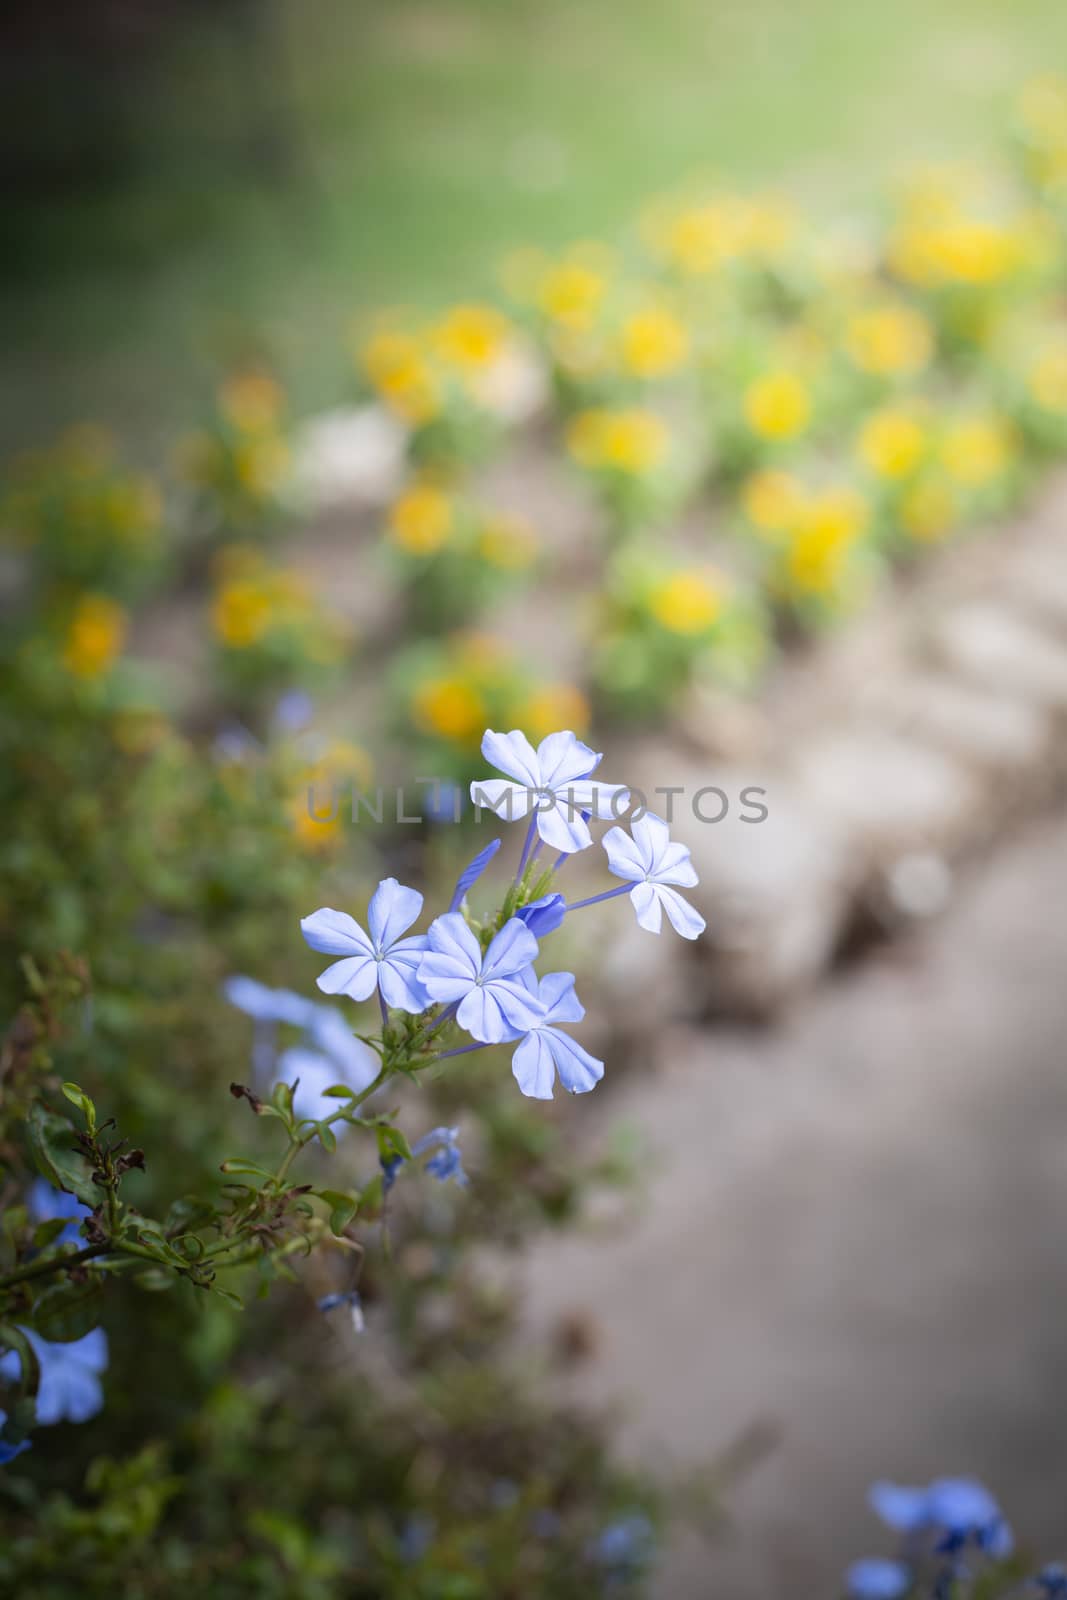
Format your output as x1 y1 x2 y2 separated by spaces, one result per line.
219 1159 273 1179
317 1189 359 1234
32 1218 73 1250
316 1122 337 1154
27 1105 96 1205
31 1279 105 1343
375 1124 412 1163
320 1084 356 1099
60 1083 96 1134
212 1286 243 1310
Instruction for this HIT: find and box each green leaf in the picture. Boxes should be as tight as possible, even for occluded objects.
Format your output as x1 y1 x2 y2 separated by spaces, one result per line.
316 1122 337 1154
26 1104 97 1205
320 1084 356 1099
60 1083 96 1134
376 1124 412 1163
317 1189 359 1234
218 1159 273 1179
31 1278 105 1342
212 1286 244 1310
32 1218 73 1251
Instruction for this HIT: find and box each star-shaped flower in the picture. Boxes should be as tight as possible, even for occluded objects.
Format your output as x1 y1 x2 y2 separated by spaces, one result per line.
471 729 629 853
417 914 543 1042
602 813 706 939
301 879 430 1013
510 972 604 1100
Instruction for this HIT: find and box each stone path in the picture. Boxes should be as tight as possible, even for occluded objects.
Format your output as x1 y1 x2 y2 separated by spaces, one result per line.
515 810 1067 1596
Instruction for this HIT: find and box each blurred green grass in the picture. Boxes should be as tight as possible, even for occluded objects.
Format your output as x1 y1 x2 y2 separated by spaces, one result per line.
4 0 1067 453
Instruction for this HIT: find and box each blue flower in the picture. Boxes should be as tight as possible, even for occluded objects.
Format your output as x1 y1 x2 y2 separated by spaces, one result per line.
471 729 629 854
845 1558 911 1599
591 1512 654 1570
317 1290 365 1332
449 837 502 913
927 1478 1012 1554
0 1328 108 1426
382 1126 469 1191
510 973 604 1100
223 976 318 1029
273 689 314 732
516 893 567 937
417 914 543 1043
28 1181 90 1246
869 1481 931 1533
301 879 430 1013
275 1045 374 1127
1037 1564 1067 1595
0 1411 31 1466
602 813 706 939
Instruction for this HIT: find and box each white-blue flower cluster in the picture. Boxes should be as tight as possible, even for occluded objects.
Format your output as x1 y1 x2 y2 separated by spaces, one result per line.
297 728 705 1101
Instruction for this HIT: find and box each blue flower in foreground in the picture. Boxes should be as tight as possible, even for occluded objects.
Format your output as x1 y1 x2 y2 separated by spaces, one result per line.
471 729 629 854
845 1557 911 1599
510 973 604 1100
516 893 567 937
0 1412 31 1466
449 837 502 913
301 879 430 1013
28 1181 90 1246
0 1328 108 1426
418 914 543 1043
602 813 706 940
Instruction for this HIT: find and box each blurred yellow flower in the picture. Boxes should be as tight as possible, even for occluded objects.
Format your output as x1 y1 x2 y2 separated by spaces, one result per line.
900 477 958 542
940 417 1014 485
648 571 724 635
233 436 290 498
538 261 606 330
802 486 869 546
620 305 689 378
858 409 927 479
433 304 510 371
567 408 669 474
891 217 1018 288
456 631 510 674
219 372 284 434
360 329 441 425
658 201 741 275
107 475 162 543
478 513 538 570
389 484 454 555
212 580 273 648
740 468 805 536
289 741 374 854
413 677 487 743
742 372 811 441
846 304 933 377
514 684 591 741
62 594 127 679
1028 348 1067 413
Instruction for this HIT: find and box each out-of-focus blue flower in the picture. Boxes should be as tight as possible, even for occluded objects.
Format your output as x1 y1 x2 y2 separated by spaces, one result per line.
273 689 314 732
1037 1564 1067 1595
471 729 629 854
869 1481 931 1533
301 880 430 1013
510 972 603 1100
591 1512 654 1571
0 1411 31 1466
27 1181 90 1246
845 1558 911 1599
418 913 543 1042
382 1127 468 1191
869 1476 1012 1556
0 1328 108 1426
317 1290 365 1333
398 1513 435 1564
304 1007 379 1090
276 1046 362 1127
422 782 464 824
223 977 318 1030
448 837 501 913
602 812 705 939
516 893 567 937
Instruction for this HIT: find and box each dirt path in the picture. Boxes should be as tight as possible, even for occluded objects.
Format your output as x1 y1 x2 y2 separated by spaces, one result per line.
515 811 1067 1596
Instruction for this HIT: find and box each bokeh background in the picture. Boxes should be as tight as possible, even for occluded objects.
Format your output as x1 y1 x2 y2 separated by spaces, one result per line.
6 3 1067 1597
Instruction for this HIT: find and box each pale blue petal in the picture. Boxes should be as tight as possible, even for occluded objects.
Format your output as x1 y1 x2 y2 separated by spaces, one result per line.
224 977 317 1027
657 886 706 940
468 779 534 822
481 728 542 787
379 949 431 1012
456 985 510 1043
538 971 584 1023
489 977 546 1033
367 878 424 951
314 953 378 1000
534 797 593 854
276 1047 353 1129
425 913 482 974
300 909 374 958
544 1029 604 1094
449 837 502 912
536 731 599 789
868 1481 930 1533
308 1010 379 1090
630 881 663 934
602 826 644 882
629 812 672 874
481 917 539 981
567 779 631 821
512 1032 556 1099
516 894 567 937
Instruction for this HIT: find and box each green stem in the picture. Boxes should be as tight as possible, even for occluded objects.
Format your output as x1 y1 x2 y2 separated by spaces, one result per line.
0 1244 109 1294
270 1065 389 1190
